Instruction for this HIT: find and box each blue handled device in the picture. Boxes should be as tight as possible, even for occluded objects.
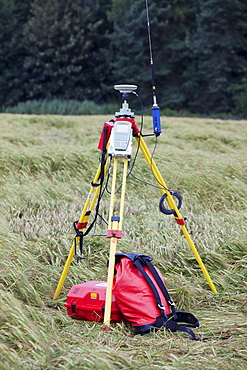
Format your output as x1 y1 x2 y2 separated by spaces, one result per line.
152 104 161 136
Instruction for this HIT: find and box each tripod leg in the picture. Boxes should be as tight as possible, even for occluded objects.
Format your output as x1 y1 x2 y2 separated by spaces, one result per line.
136 135 217 293
53 157 110 300
104 157 129 327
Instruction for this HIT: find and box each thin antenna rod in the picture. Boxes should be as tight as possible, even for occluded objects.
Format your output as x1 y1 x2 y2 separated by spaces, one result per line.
145 0 161 136
145 0 157 106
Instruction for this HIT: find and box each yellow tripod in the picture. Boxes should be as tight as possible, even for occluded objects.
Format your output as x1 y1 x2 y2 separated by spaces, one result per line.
53 86 217 328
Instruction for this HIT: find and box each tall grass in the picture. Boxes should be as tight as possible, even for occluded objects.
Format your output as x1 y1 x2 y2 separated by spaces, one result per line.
0 112 247 369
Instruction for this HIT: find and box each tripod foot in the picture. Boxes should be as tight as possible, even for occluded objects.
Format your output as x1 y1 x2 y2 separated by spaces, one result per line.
102 327 111 331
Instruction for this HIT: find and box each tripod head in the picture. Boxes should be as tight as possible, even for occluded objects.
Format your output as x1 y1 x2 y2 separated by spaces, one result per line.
114 84 137 118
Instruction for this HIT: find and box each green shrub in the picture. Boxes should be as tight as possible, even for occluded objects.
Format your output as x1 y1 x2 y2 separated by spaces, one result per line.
2 99 116 115
232 82 247 118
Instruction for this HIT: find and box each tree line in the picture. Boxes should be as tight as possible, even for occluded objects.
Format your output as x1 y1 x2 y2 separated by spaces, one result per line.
0 0 247 116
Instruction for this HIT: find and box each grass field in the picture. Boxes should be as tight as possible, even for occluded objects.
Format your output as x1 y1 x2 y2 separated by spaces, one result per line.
0 112 247 369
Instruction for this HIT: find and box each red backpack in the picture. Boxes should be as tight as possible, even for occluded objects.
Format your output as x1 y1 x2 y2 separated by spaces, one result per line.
112 253 199 339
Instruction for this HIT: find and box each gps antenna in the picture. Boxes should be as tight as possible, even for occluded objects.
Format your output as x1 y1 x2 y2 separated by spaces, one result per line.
145 0 161 136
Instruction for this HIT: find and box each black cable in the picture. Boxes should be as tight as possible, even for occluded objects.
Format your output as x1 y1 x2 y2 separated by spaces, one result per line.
125 91 144 178
128 90 163 189
132 91 144 134
130 172 168 191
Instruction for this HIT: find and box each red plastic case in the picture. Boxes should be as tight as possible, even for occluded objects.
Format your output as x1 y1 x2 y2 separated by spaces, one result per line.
64 281 123 323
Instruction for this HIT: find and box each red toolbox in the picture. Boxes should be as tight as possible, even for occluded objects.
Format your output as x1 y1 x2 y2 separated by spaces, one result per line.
64 281 123 323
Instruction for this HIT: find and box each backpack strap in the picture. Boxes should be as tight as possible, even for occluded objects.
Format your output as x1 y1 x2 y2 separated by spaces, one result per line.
133 257 168 327
115 253 199 339
115 252 152 264
116 253 176 320
165 311 199 340
165 319 197 340
136 256 200 340
175 311 199 328
144 259 177 316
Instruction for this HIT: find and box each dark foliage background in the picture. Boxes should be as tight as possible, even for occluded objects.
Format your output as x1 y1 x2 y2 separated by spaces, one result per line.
0 0 247 115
